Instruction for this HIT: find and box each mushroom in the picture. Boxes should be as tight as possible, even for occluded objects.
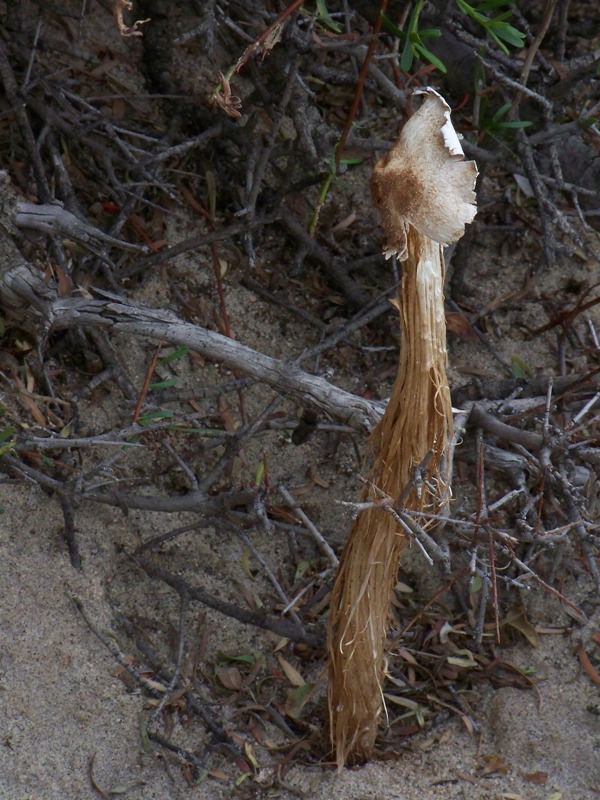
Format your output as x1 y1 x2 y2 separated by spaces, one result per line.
327 88 478 768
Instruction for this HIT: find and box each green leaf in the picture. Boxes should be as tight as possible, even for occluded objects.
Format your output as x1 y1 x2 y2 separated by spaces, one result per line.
413 41 447 72
407 0 424 33
400 34 415 72
456 0 488 26
380 12 404 38
488 30 510 54
491 21 526 47
483 102 533 135
159 346 189 365
149 377 178 390
496 119 533 129
491 102 511 123
0 425 16 443
419 27 442 40
455 0 525 53
490 9 513 23
510 354 534 379
315 0 342 32
399 0 426 72
381 16 440 42
254 459 265 486
478 0 516 10
137 409 175 425
164 426 224 435
216 650 256 664
294 559 313 582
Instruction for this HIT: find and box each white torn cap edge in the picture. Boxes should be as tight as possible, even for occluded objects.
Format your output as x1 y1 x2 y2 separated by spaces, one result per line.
412 87 465 158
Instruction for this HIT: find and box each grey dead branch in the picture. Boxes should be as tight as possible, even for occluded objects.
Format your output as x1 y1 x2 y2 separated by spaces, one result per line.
5 188 598 514
2 192 382 432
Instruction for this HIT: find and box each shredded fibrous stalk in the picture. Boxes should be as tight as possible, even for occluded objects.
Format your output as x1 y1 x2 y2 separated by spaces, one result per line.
327 87 477 768
328 228 452 767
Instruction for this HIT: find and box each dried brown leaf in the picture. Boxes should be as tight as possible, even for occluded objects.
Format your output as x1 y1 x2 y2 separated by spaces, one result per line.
276 654 305 687
447 648 479 669
217 666 243 691
522 770 548 784
284 683 315 720
396 646 419 665
307 465 329 489
213 73 242 119
207 769 228 781
218 395 237 433
503 606 540 648
113 0 150 37
446 311 477 339
575 643 600 686
478 753 510 776
426 694 475 735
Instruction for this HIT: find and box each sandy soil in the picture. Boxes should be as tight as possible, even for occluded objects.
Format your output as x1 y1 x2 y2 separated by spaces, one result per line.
1 482 599 800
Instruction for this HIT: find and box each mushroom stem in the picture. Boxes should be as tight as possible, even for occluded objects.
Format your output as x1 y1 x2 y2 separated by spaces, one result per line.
328 227 451 767
327 88 477 768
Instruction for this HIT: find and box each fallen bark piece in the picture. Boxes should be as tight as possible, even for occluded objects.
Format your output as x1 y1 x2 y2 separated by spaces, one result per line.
328 88 478 768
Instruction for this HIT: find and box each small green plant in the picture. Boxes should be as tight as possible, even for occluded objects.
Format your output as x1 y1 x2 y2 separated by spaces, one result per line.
158 345 189 365
455 0 526 54
479 101 533 140
309 150 362 235
384 1 446 74
383 0 525 75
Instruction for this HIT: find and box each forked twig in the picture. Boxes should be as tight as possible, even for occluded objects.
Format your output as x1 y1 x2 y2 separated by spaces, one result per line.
138 559 321 646
278 484 339 568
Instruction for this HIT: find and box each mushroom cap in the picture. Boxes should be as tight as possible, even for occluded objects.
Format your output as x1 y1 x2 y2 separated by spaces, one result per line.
371 88 478 260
